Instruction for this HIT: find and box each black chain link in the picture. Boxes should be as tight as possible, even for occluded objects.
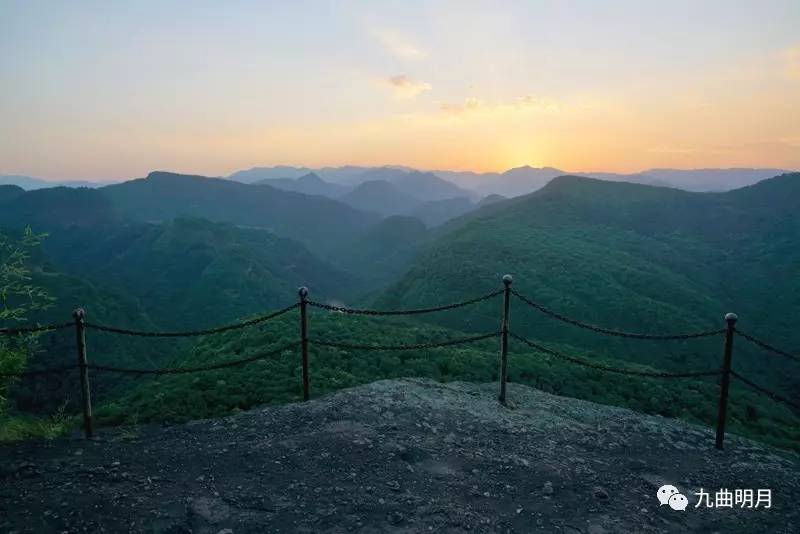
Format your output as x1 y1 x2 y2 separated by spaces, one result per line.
511 290 725 340
0 322 73 336
734 330 800 364
87 341 300 375
510 332 720 378
307 289 503 316
730 370 799 410
0 364 77 378
311 332 500 352
85 303 299 338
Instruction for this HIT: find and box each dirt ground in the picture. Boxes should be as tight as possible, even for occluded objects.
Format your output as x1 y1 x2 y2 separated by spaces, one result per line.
1 378 798 533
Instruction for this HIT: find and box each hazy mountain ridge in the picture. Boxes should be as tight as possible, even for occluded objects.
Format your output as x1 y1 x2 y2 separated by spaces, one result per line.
102 171 380 258
254 172 350 198
0 186 118 228
0 175 113 190
239 168 481 226
410 197 475 227
477 193 506 207
229 165 373 184
229 165 796 197
341 180 421 216
7 165 792 199
377 173 800 400
581 167 793 192
336 215 430 293
434 166 796 196
2 169 799 454
41 218 355 329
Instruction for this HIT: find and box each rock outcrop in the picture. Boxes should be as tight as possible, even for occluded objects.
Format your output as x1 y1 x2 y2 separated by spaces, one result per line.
2 378 798 532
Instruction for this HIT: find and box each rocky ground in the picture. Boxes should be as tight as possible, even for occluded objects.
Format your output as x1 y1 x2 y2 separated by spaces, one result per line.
1 378 798 533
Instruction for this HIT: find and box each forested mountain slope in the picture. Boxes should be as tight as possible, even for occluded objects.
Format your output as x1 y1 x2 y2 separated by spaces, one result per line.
378 174 800 398
336 215 429 295
41 218 355 329
3 172 798 452
255 172 350 198
102 171 380 257
0 186 117 229
95 309 798 450
2 218 355 415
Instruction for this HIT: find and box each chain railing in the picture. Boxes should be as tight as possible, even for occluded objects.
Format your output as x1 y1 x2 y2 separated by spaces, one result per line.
0 363 77 378
1 274 797 449
311 332 500 352
307 289 503 316
510 289 725 340
0 322 73 336
730 371 800 410
84 303 300 337
86 341 301 375
509 332 721 378
734 330 800 364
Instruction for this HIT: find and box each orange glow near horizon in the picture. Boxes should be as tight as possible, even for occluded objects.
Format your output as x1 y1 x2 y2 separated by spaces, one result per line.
1 3 798 180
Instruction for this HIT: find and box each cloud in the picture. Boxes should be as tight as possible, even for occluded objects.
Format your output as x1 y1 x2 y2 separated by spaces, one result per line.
516 96 560 111
373 29 425 59
440 97 483 115
440 95 560 116
383 75 432 99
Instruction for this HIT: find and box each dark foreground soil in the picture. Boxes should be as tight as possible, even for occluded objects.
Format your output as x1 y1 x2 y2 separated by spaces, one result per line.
1 378 798 533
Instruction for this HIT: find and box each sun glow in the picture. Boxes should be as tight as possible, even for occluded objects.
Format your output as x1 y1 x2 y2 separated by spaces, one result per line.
0 3 798 179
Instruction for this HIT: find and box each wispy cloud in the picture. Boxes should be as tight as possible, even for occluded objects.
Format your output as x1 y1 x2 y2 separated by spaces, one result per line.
440 97 483 114
382 75 432 99
372 29 425 59
440 95 560 116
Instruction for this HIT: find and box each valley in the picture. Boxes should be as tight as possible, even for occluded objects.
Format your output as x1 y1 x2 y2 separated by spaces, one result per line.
1 170 798 451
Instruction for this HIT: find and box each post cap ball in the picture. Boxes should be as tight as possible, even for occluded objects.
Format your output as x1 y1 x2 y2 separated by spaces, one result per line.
502 274 513 284
72 308 85 319
724 312 738 322
298 286 309 297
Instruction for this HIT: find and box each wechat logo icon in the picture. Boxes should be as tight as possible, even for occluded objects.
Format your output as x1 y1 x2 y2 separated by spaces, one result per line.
657 484 688 511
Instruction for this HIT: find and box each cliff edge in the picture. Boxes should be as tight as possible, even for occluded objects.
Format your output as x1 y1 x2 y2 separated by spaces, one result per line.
2 378 798 533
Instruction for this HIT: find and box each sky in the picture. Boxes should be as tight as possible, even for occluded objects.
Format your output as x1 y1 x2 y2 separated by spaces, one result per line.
1 0 799 180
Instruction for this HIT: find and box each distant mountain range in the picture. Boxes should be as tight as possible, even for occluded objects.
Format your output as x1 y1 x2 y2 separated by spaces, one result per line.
252 167 475 201
580 168 792 193
3 166 798 449
4 166 793 199
431 166 795 196
229 165 372 185
228 165 794 197
252 168 479 224
379 172 800 397
105 171 386 259
255 172 350 198
0 174 113 189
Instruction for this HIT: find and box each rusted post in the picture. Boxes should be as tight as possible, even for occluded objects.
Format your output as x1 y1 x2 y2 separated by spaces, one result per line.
715 312 737 450
298 287 310 401
499 274 512 405
73 308 93 439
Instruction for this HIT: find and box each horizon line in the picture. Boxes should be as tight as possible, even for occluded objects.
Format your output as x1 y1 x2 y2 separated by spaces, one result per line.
2 164 797 184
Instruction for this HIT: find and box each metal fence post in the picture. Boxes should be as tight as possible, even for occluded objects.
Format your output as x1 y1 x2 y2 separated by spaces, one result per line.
73 308 93 439
499 274 513 405
298 287 310 401
715 312 737 450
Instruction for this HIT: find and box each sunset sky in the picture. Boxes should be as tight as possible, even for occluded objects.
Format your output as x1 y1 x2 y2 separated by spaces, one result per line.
1 0 799 180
